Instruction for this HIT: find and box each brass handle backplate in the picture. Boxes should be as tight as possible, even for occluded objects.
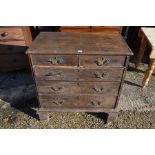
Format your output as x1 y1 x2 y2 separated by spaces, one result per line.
52 100 64 105
94 72 107 79
90 100 102 106
50 86 63 92
92 87 104 93
95 57 110 66
48 56 63 65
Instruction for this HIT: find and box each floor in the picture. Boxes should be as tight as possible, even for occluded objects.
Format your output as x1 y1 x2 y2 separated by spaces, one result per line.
0 62 155 129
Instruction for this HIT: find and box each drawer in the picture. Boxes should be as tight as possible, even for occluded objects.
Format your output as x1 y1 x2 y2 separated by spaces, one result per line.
0 27 25 46
0 53 28 71
31 55 78 67
34 67 124 82
59 26 90 32
37 81 120 96
39 94 116 109
80 55 125 68
0 45 27 54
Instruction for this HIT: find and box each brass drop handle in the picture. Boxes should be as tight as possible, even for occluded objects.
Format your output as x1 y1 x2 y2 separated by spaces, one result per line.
91 100 101 106
93 87 104 93
50 86 63 91
48 56 63 65
53 100 64 105
1 32 8 37
95 57 110 66
94 72 106 79
45 72 62 77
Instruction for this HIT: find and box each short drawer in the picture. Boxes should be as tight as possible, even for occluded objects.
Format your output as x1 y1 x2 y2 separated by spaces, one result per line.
39 94 116 109
0 27 25 45
33 67 124 82
37 81 120 96
80 55 125 68
31 55 78 67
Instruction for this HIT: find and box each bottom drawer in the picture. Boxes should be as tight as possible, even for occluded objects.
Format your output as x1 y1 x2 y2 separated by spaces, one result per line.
39 95 116 109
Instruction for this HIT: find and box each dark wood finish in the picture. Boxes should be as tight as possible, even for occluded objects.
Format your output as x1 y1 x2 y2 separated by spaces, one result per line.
37 81 120 96
39 94 116 109
31 55 78 66
91 26 122 32
135 28 147 68
114 56 130 108
34 67 124 82
126 26 141 52
79 55 125 68
0 53 28 71
27 32 132 123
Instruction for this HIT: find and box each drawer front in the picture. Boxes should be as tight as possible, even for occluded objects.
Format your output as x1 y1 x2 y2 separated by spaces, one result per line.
80 55 125 68
31 55 78 67
37 81 120 96
0 27 25 45
59 26 90 32
39 95 116 109
34 68 123 82
0 54 28 71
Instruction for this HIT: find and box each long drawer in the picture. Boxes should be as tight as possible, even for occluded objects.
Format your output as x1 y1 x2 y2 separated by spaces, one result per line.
39 94 116 109
34 67 124 82
37 81 120 96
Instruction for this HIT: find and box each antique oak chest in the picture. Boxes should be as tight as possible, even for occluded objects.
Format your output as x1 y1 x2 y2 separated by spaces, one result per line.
27 32 132 122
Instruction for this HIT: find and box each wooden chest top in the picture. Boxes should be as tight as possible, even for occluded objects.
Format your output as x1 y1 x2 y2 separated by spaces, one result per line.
27 32 132 56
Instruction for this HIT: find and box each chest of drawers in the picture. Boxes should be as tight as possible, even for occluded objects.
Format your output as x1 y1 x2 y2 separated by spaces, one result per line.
27 32 132 122
0 26 37 72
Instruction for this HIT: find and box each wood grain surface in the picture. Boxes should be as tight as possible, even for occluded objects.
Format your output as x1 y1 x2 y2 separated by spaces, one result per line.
37 81 120 96
27 32 132 55
34 67 124 82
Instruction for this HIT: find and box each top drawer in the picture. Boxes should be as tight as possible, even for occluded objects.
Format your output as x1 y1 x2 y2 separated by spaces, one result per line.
80 55 125 68
0 27 25 45
30 55 78 67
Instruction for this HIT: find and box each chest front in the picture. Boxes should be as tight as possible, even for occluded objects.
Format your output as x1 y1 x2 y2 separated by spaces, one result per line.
27 32 132 122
